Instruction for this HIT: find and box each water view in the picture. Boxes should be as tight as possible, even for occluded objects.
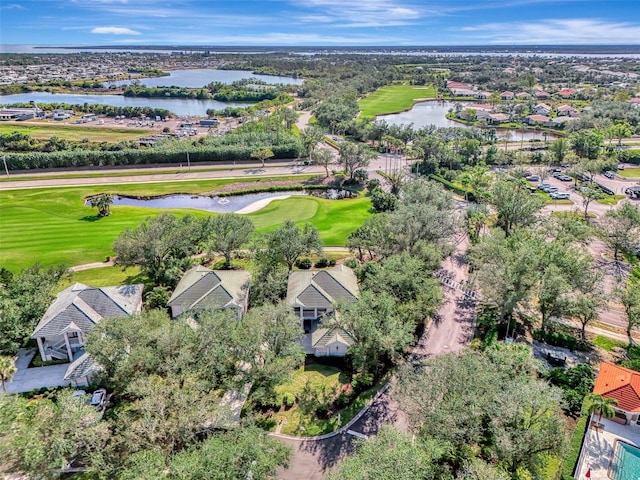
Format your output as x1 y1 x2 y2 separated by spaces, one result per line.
106 191 309 214
0 92 252 117
379 100 557 141
107 69 303 88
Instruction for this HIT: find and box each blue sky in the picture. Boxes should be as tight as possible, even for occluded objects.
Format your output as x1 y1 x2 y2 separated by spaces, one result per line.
1 0 640 46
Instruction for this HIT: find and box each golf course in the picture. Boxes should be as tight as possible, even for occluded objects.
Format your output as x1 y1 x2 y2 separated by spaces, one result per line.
358 84 437 118
0 178 373 272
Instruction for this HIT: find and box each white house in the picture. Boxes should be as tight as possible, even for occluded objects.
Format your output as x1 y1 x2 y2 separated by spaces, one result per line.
557 105 580 117
310 328 355 357
533 103 552 116
167 266 251 318
31 282 143 386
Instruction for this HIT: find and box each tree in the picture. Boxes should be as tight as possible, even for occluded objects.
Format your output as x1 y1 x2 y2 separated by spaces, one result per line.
89 193 114 217
584 393 618 425
571 129 603 160
569 268 606 341
113 213 207 286
313 148 334 178
0 391 110 479
326 427 444 480
301 126 325 161
251 146 274 168
549 138 569 164
262 220 322 271
490 178 544 236
338 291 414 375
622 280 640 338
338 142 375 180
0 355 16 393
576 182 604 219
205 214 254 268
602 203 640 261
397 345 566 478
0 264 67 355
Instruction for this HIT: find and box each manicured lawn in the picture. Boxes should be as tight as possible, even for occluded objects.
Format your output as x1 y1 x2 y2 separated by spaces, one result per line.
56 266 146 293
0 180 372 271
535 191 574 205
617 167 640 179
358 84 437 118
0 122 151 142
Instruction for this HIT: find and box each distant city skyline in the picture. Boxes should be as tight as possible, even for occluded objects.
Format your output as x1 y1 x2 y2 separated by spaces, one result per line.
1 0 640 46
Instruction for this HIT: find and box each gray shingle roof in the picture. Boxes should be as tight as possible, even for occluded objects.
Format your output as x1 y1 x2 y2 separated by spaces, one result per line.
287 265 358 308
311 328 355 348
167 266 250 315
31 283 143 339
64 352 99 381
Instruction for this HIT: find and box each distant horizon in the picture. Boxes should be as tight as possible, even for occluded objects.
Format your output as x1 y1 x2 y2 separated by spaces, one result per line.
2 1 640 46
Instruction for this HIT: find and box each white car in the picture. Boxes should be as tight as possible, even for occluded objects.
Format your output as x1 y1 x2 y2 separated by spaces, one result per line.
550 192 570 200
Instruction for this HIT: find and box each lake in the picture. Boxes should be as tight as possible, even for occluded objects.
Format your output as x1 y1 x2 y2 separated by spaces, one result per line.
107 68 303 88
0 92 252 117
107 191 309 214
379 100 557 141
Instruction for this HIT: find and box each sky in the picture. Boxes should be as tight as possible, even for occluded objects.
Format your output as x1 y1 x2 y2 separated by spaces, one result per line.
1 0 640 46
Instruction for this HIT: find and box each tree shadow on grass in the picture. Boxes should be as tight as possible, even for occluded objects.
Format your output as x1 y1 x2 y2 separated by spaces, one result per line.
79 215 102 222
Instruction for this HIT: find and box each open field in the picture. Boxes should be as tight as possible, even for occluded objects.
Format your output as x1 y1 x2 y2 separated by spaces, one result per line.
0 179 372 271
618 168 640 179
0 122 152 142
358 84 437 118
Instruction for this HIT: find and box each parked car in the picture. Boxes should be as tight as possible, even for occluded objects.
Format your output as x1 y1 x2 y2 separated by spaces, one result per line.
89 388 108 412
575 173 590 182
537 183 552 191
550 192 570 200
604 171 615 179
525 175 540 182
618 164 626 170
558 174 572 182
545 187 559 193
597 183 615 195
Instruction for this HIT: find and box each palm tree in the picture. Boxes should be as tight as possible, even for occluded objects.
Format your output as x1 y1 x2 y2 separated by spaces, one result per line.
89 193 113 217
0 355 17 393
584 393 618 425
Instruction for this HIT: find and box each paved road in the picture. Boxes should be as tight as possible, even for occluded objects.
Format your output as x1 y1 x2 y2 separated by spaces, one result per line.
275 237 475 479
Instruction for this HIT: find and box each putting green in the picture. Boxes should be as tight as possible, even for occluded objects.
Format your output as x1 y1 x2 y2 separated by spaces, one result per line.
0 182 372 272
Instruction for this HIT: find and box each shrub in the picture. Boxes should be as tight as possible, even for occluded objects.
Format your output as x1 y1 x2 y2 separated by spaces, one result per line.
533 329 587 351
281 392 295 408
343 258 359 269
351 372 374 393
370 187 398 212
367 178 381 191
296 258 312 269
335 392 352 409
314 257 330 268
315 403 329 418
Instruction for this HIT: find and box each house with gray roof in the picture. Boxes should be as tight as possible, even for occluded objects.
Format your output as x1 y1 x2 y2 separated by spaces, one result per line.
31 282 143 386
286 265 358 356
167 265 251 318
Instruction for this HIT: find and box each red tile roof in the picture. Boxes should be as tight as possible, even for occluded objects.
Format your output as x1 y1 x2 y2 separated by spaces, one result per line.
593 362 640 412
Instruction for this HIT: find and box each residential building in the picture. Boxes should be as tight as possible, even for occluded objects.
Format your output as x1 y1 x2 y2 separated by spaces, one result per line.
593 362 640 427
31 282 143 386
525 114 551 126
533 103 552 116
516 91 532 100
534 90 551 100
167 265 250 318
557 105 580 117
500 91 514 101
557 88 577 98
286 266 359 357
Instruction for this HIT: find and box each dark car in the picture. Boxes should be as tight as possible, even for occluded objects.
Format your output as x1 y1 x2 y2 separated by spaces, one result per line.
89 388 108 412
603 171 615 179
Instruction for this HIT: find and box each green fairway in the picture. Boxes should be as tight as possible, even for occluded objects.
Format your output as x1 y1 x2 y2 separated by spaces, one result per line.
56 266 145 293
0 180 372 272
358 84 437 118
0 122 152 142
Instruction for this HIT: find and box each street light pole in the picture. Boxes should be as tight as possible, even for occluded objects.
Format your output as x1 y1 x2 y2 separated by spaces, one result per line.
2 156 8 176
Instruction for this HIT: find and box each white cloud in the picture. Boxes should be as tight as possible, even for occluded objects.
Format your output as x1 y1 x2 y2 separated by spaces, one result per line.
1 3 26 9
455 18 640 44
91 26 141 35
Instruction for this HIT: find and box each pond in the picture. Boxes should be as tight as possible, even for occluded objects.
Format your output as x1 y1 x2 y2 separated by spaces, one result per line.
0 92 252 117
379 100 557 141
103 191 310 214
107 68 303 88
